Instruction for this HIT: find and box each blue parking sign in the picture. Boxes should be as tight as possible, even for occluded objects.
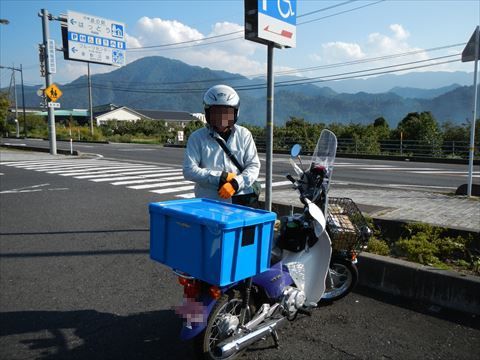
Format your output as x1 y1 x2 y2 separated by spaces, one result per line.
258 0 296 25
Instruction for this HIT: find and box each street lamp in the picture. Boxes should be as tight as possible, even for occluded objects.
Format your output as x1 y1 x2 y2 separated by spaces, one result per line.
0 19 10 25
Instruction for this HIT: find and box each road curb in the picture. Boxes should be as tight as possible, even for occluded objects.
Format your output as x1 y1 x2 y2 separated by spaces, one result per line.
265 200 480 315
357 252 480 315
0 144 79 156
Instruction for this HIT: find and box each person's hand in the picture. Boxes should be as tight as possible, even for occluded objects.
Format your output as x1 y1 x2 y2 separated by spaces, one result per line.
218 179 239 199
219 171 236 189
218 183 235 199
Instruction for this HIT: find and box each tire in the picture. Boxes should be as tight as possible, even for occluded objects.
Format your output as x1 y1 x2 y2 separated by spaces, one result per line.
320 258 358 303
194 291 250 360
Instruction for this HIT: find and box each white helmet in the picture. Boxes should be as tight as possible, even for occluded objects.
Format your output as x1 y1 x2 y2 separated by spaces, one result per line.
203 84 240 123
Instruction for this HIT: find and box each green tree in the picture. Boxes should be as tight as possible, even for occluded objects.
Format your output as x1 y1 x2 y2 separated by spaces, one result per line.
395 112 443 156
184 119 205 138
0 92 11 135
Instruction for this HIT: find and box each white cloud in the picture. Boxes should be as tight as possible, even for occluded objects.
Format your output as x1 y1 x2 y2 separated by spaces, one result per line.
125 17 267 77
309 24 446 75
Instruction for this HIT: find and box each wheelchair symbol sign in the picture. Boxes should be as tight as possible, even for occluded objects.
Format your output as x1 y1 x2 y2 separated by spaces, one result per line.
259 0 296 25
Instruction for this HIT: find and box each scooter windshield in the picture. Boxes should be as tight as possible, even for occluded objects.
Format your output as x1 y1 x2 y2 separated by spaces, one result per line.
311 129 337 170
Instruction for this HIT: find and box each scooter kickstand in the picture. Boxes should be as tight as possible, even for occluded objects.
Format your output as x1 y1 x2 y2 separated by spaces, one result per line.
271 329 280 348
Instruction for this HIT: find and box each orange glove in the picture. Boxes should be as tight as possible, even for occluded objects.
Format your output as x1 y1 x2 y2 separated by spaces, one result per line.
219 171 236 189
218 182 236 199
226 172 236 182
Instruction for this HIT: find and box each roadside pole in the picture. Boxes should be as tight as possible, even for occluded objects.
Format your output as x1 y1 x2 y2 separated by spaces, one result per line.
40 8 57 155
467 28 479 197
265 43 274 211
12 66 19 127
88 62 94 135
20 64 27 138
244 0 296 211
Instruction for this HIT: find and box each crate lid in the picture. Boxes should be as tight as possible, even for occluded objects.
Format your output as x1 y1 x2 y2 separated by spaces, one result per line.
149 198 276 229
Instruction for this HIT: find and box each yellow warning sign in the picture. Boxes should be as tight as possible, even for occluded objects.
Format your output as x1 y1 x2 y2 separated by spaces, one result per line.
45 83 63 102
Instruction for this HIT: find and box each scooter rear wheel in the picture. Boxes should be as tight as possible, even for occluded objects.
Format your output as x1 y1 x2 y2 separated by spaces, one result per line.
320 258 358 303
194 291 249 360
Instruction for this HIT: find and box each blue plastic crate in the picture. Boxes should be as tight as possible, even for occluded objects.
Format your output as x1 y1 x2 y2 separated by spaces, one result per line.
149 198 276 286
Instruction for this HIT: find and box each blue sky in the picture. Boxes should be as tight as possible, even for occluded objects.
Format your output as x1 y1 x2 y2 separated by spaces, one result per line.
0 0 479 88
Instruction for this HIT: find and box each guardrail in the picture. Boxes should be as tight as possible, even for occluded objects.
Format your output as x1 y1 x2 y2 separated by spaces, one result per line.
252 137 479 160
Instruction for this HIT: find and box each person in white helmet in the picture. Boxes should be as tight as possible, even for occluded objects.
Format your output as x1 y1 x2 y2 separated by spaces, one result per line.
183 84 260 206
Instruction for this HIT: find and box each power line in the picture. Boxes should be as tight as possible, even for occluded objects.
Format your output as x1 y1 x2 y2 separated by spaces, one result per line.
298 0 386 26
93 43 465 88
127 0 371 51
90 55 461 94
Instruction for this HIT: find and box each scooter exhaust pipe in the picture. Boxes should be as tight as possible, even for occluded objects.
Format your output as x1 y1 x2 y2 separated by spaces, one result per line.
214 317 286 358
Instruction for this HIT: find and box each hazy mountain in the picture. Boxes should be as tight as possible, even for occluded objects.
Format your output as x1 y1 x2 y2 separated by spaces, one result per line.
320 71 473 94
3 56 475 127
388 84 461 99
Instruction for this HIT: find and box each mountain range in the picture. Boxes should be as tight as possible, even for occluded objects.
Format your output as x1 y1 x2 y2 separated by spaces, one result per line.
5 56 476 127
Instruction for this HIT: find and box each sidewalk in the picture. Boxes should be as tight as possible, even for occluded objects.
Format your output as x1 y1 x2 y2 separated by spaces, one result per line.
269 185 480 232
0 148 72 162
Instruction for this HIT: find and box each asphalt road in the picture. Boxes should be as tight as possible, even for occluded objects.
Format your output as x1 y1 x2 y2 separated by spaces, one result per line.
1 155 479 359
2 138 479 193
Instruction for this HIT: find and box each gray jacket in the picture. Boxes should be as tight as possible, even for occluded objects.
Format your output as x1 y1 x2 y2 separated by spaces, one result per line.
183 125 260 202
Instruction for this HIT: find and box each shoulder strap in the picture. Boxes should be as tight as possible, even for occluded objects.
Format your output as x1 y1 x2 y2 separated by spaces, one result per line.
214 137 244 172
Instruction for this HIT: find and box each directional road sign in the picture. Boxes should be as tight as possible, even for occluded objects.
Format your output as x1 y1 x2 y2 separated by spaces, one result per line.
462 27 480 63
66 10 126 66
45 84 63 102
245 0 296 48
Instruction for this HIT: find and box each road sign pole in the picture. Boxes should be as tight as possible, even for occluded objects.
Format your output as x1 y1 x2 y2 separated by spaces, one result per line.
467 25 479 197
265 43 274 211
20 64 27 138
40 8 57 155
88 62 94 135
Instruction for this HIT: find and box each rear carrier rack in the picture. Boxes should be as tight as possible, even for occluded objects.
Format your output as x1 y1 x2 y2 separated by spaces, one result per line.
327 197 368 253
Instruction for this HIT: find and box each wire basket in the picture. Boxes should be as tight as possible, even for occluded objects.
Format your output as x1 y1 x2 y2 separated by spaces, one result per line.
327 197 368 253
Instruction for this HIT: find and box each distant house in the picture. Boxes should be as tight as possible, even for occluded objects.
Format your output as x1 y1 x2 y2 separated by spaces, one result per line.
93 103 201 128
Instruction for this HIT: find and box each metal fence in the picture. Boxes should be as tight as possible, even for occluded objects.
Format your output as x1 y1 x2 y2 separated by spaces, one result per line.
252 136 479 160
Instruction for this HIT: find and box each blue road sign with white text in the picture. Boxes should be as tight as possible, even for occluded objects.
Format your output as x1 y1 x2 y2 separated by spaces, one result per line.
258 0 296 25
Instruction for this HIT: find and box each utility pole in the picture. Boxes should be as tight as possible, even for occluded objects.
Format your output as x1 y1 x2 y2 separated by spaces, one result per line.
20 64 26 137
39 8 57 155
88 62 94 135
12 66 18 123
265 43 274 211
1 64 27 137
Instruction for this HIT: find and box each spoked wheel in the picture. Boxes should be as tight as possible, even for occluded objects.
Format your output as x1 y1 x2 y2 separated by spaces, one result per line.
321 258 358 302
195 291 249 360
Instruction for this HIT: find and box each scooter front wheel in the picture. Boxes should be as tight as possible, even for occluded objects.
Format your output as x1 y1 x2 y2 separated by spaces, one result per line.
321 258 358 302
194 291 249 360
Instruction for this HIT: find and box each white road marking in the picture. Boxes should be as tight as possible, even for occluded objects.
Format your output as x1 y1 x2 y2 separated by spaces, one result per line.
176 193 196 198
60 167 171 177
128 180 193 190
150 185 195 194
357 167 439 171
89 172 183 182
49 164 162 174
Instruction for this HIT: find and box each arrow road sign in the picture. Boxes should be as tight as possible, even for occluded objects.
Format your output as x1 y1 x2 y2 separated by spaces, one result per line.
245 0 296 48
66 10 126 66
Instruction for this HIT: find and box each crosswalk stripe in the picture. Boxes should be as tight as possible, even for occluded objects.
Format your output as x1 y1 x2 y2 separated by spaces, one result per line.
89 172 183 182
5 161 93 168
48 165 161 174
176 193 196 199
150 185 195 194
62 167 174 178
129 180 193 190
28 164 110 171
